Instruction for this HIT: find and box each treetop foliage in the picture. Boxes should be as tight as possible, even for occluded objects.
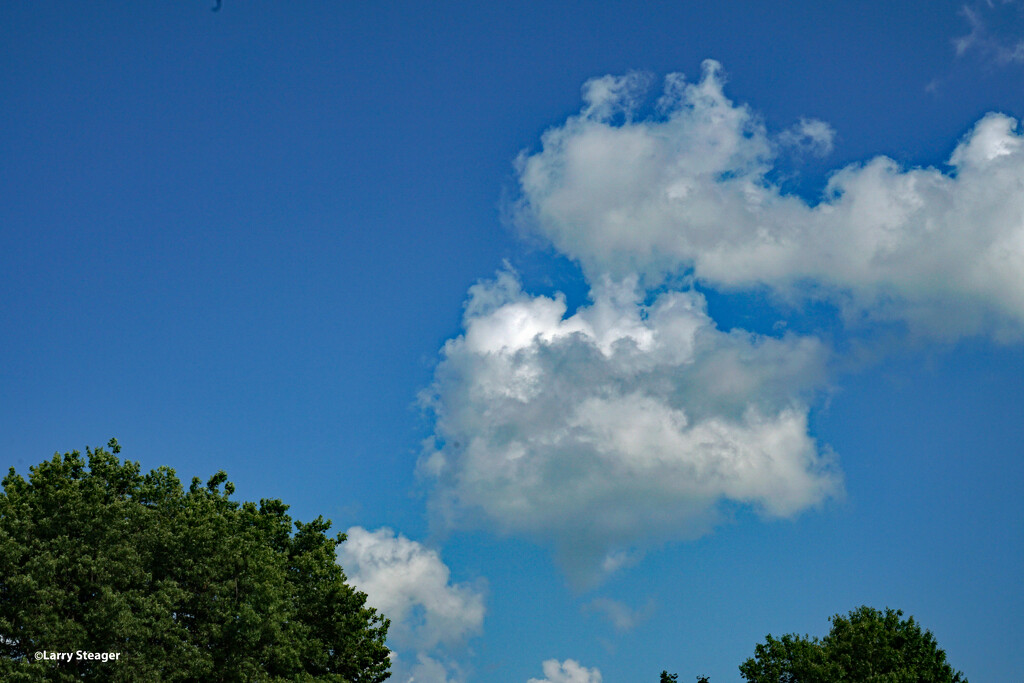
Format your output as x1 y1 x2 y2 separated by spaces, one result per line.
0 440 391 682
739 605 967 683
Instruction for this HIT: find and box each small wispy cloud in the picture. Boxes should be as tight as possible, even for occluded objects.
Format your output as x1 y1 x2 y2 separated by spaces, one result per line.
778 117 835 157
583 597 656 632
954 0 1024 64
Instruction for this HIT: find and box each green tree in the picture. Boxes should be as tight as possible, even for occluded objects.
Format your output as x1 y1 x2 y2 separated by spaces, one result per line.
739 606 967 683
0 440 391 682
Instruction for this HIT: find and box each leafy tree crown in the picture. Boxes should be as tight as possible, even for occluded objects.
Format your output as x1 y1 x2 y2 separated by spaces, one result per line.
739 605 967 683
0 440 391 682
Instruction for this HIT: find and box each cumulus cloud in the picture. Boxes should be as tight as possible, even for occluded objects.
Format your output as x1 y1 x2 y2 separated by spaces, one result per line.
515 60 1024 340
420 269 840 582
337 527 485 682
423 58 1024 583
528 659 603 683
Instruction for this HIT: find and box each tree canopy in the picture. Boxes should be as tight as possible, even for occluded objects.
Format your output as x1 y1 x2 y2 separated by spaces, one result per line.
739 605 967 683
0 440 391 682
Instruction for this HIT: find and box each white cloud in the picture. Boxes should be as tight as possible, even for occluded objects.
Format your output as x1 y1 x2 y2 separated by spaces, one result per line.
337 527 485 682
528 659 603 683
514 60 1024 340
420 269 839 583
424 58 1024 585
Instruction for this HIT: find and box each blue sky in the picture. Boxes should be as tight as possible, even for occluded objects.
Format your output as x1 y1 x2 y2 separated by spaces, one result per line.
2 1 1023 681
